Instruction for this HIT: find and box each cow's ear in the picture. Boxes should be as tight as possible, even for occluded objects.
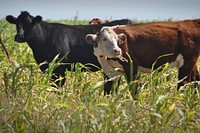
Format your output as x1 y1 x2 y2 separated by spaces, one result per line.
86 34 97 44
117 33 127 45
32 15 42 25
6 15 16 24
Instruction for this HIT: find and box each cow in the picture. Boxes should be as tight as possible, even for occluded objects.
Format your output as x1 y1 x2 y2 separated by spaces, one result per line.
86 19 200 96
89 18 109 25
6 11 132 87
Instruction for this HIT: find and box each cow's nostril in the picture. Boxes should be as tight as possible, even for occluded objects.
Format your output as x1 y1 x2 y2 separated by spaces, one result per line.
114 48 121 53
15 34 25 42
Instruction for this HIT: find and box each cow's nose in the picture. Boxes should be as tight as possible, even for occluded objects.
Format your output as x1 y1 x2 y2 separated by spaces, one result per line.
113 48 121 55
15 34 25 42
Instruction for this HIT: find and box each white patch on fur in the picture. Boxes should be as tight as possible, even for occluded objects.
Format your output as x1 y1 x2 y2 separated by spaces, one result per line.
97 56 124 80
93 27 122 58
169 54 184 68
95 54 184 82
137 54 184 73
138 54 184 73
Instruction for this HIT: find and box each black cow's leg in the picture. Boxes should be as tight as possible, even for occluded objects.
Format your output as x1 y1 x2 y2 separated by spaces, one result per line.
53 74 66 87
39 62 66 88
103 74 113 95
115 76 121 94
177 57 199 90
50 73 65 87
51 65 67 87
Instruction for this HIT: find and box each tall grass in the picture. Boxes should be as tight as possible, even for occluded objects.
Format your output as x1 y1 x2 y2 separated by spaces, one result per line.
0 19 200 133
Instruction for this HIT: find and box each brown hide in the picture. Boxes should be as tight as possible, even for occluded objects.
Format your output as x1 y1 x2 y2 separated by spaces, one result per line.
111 19 200 93
89 18 109 25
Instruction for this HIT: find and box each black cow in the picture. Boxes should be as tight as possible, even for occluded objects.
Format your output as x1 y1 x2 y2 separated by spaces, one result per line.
6 11 132 86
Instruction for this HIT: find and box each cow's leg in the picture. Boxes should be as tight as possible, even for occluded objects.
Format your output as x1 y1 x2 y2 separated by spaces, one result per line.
103 74 113 95
121 58 139 97
51 72 66 88
51 65 67 87
39 63 65 88
191 65 200 81
190 65 200 91
53 73 66 87
115 76 121 94
177 57 199 90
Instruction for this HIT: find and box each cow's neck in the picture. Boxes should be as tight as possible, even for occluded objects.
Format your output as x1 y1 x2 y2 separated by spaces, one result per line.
26 22 50 64
27 22 47 49
97 56 124 79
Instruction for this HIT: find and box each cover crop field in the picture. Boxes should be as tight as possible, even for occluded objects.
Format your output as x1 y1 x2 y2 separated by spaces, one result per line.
0 19 200 133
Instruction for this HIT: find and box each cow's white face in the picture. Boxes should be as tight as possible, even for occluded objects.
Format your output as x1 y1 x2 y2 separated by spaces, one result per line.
86 27 126 79
86 27 124 59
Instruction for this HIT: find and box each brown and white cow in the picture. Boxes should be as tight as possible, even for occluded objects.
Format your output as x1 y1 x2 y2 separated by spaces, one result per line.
89 18 109 25
86 19 200 95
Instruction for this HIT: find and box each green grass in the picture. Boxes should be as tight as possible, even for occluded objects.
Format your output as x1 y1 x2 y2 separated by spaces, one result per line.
0 19 200 133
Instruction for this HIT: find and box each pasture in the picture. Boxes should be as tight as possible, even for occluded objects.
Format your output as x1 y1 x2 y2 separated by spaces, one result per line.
0 19 200 133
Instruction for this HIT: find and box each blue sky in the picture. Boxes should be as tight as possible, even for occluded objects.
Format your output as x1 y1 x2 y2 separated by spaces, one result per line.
0 0 200 21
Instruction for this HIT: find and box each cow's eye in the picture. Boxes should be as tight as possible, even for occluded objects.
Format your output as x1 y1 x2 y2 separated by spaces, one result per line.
103 38 107 41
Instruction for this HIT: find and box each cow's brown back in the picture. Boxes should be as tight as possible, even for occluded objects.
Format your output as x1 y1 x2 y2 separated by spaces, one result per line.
114 19 200 68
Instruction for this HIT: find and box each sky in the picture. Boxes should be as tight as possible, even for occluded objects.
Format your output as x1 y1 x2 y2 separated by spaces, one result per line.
0 0 200 21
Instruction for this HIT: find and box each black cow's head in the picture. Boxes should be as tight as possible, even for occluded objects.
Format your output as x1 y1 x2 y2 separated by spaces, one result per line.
6 11 42 42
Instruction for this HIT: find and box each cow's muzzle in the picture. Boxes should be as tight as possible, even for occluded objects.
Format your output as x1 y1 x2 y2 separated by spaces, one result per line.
107 56 128 63
113 48 122 57
15 34 25 42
